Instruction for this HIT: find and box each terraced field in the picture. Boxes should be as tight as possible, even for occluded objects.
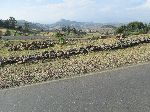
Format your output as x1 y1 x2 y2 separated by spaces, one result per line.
1 34 150 89
0 37 117 58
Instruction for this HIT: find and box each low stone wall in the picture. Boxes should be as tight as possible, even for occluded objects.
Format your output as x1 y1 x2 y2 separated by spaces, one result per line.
2 36 50 40
6 38 98 51
1 36 150 66
7 40 54 51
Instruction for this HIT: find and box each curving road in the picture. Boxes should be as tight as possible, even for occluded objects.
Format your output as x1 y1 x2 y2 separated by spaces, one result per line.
0 63 150 112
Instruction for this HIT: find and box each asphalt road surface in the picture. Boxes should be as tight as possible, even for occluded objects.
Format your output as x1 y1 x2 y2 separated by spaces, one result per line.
0 63 150 112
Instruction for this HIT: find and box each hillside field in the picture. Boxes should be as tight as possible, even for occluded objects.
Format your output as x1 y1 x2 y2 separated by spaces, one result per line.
1 34 150 89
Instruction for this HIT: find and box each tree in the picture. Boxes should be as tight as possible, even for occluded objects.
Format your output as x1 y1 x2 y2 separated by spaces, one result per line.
72 27 78 34
60 37 65 44
115 22 150 36
55 32 65 44
67 26 71 35
8 17 17 29
3 20 10 29
0 17 18 29
148 23 150 31
24 22 30 33
115 25 126 34
17 26 23 32
0 20 4 27
127 22 145 32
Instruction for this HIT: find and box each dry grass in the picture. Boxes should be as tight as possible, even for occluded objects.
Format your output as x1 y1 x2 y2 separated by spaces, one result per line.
0 37 117 58
1 41 150 89
1 34 150 89
0 28 7 33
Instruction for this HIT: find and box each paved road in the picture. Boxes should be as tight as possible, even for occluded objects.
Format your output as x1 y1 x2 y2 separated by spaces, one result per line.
0 63 150 112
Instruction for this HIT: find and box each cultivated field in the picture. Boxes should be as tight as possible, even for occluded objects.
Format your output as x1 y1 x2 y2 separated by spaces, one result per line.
0 34 150 89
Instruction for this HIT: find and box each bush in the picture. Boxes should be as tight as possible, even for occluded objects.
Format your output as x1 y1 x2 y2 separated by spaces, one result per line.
115 21 150 36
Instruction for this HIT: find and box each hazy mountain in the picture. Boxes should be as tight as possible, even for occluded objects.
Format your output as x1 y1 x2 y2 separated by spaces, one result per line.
17 19 121 31
49 19 103 29
17 20 50 31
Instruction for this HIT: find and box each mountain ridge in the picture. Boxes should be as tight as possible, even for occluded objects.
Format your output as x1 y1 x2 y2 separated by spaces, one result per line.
17 19 122 30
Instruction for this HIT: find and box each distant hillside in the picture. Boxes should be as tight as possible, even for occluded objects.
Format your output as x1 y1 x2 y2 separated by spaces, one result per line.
49 19 104 30
17 20 50 31
101 25 117 28
17 19 122 31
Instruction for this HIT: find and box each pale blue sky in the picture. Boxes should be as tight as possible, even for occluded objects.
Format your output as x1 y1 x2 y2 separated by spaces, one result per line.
0 0 150 24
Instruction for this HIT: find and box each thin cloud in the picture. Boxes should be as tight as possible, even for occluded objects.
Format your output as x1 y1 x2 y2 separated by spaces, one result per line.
0 0 149 23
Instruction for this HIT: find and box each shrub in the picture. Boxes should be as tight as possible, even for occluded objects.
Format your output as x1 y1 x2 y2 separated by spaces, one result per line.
115 21 150 36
